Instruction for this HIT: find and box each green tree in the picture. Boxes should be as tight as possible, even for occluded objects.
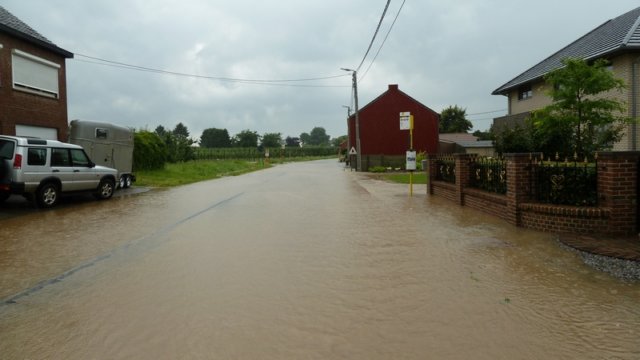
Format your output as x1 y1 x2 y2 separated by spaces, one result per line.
261 132 282 148
331 135 348 147
299 132 311 146
472 130 492 141
156 123 195 162
234 129 260 148
285 136 300 147
532 58 629 155
200 128 231 148
154 125 167 137
302 127 330 146
173 122 190 138
440 105 473 133
491 123 534 155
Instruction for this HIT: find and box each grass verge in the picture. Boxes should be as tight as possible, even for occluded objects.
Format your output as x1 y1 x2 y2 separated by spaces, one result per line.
135 160 269 187
378 172 428 184
135 157 337 187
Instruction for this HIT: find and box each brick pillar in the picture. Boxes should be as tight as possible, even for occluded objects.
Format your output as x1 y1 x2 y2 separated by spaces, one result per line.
454 153 474 205
597 152 640 236
426 154 437 195
504 153 535 226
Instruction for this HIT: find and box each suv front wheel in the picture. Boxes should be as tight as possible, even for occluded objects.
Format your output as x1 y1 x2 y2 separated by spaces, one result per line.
37 183 59 208
94 178 115 200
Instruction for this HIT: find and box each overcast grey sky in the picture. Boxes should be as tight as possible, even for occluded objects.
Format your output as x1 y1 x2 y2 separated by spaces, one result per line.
4 1 640 141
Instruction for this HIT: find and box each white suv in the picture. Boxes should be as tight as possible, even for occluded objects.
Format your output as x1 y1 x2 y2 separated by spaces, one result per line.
0 135 118 208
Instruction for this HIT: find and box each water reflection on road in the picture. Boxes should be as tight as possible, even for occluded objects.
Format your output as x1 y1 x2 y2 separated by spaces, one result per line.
1 160 639 359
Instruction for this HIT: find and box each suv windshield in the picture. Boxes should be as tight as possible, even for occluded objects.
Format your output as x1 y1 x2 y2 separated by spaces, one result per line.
0 140 15 159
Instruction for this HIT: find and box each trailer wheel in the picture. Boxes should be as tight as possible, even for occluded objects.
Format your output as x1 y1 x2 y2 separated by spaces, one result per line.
119 175 126 189
125 175 133 188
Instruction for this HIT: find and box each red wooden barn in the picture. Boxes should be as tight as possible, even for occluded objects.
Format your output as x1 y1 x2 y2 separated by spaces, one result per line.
347 84 439 171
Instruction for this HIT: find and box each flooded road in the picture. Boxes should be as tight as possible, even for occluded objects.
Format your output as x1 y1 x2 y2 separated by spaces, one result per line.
1 159 639 359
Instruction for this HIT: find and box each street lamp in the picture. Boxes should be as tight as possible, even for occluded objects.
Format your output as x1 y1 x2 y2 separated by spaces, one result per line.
341 105 351 117
341 68 361 171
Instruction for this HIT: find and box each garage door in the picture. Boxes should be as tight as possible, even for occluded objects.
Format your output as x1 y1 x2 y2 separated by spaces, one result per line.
15 125 58 140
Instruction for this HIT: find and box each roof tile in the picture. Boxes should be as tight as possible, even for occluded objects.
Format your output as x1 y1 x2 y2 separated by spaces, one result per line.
493 7 640 95
0 5 72 58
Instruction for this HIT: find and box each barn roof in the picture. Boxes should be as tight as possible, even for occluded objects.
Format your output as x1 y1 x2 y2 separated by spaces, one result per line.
0 5 73 58
492 6 640 95
349 84 439 121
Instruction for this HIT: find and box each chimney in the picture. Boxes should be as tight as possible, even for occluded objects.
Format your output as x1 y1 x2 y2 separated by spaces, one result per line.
388 84 399 91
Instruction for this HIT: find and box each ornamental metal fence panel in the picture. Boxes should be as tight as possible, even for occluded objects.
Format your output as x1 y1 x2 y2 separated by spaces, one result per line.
435 156 456 184
469 157 507 194
530 153 598 206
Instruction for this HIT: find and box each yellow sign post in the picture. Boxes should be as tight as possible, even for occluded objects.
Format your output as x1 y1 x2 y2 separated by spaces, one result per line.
401 112 415 196
409 114 415 197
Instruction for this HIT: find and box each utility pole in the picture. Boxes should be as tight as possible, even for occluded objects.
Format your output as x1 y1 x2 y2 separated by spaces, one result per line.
342 105 352 167
342 68 361 171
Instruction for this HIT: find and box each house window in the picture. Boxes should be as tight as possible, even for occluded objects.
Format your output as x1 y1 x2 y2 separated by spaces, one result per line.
518 84 533 100
11 49 60 99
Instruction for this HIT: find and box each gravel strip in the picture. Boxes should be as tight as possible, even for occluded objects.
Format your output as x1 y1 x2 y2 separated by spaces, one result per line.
558 240 640 281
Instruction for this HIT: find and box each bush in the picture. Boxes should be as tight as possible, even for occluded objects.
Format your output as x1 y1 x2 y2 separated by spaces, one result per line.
369 166 387 173
162 133 195 163
134 131 167 170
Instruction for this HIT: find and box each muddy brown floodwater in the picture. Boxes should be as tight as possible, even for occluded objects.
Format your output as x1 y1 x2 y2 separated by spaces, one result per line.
0 159 639 359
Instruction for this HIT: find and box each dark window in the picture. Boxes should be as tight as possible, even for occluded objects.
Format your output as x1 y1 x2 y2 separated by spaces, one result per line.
70 149 90 167
96 128 108 139
0 140 15 159
51 148 71 167
518 84 533 100
27 148 47 166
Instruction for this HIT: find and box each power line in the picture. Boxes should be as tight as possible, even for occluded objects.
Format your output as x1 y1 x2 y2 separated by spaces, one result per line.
356 0 391 72
73 53 350 87
467 109 507 116
469 117 498 122
359 0 406 82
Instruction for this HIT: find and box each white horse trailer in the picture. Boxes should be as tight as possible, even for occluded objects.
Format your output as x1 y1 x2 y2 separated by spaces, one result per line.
69 120 136 188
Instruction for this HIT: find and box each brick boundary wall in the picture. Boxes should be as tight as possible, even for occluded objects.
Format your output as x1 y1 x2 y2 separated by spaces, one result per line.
427 152 640 236
463 189 508 221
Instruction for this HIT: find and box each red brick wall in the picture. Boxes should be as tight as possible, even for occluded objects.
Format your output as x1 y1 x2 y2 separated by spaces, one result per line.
464 189 508 221
520 204 610 234
427 152 640 236
0 32 69 140
431 182 457 203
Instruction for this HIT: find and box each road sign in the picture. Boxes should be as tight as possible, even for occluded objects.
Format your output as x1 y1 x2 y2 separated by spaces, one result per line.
400 111 411 130
406 150 417 171
349 147 357 155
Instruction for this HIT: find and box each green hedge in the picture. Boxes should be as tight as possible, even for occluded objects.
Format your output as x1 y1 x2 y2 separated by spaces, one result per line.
194 146 337 160
133 131 167 170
